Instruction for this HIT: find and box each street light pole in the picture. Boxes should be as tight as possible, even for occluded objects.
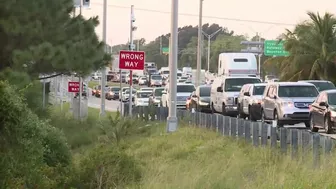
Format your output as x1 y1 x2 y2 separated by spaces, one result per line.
196 0 203 87
129 5 135 117
100 0 107 117
167 0 179 132
202 28 222 72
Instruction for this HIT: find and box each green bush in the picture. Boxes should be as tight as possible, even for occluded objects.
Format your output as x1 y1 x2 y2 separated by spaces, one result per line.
0 81 71 188
75 145 142 188
0 68 47 117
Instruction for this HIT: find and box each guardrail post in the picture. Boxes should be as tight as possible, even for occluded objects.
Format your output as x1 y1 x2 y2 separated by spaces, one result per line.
313 134 320 168
252 122 259 146
280 128 287 153
237 119 244 138
230 117 237 138
224 116 230 136
270 126 277 148
260 123 268 146
244 121 251 143
290 129 298 159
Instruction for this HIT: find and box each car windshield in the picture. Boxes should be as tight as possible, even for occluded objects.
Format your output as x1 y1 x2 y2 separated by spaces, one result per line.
123 88 135 92
137 92 151 98
278 86 318 97
177 85 195 93
163 71 169 74
154 88 164 96
111 88 120 92
140 77 146 80
152 75 162 80
224 78 261 92
309 82 335 92
253 86 266 95
125 90 136 94
141 88 153 91
200 87 211 97
328 93 336 105
177 73 182 76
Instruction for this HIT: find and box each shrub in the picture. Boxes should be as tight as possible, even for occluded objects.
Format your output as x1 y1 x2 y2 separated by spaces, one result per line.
75 145 142 188
0 81 71 188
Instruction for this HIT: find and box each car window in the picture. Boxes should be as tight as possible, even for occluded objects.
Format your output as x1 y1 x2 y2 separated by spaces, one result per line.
278 86 318 97
224 78 261 92
177 85 195 93
137 92 151 98
154 88 164 96
199 87 211 97
309 82 335 92
328 93 336 105
253 86 266 95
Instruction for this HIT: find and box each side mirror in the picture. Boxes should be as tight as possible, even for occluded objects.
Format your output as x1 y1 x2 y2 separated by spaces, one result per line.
243 92 250 96
319 101 327 107
216 87 223 92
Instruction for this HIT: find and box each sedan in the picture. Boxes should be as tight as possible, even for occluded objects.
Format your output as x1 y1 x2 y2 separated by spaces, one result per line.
309 89 336 134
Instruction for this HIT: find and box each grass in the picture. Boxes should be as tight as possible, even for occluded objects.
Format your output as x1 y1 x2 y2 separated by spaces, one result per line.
124 126 336 189
47 103 336 188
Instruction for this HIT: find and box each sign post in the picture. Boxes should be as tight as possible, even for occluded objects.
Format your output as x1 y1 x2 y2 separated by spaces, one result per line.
119 50 145 116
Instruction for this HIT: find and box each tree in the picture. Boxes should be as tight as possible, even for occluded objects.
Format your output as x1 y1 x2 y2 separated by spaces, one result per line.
0 0 110 79
265 12 336 82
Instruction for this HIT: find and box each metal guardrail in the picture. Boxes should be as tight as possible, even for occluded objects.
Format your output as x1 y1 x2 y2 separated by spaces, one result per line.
122 104 335 166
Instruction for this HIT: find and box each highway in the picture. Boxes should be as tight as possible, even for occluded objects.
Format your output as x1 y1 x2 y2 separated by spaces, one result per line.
87 89 121 112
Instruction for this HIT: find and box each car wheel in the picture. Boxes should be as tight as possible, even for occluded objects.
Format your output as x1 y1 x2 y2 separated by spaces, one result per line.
324 116 333 134
309 116 318 132
248 106 256 121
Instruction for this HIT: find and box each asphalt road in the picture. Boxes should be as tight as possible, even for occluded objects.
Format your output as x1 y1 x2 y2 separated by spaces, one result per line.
87 89 121 112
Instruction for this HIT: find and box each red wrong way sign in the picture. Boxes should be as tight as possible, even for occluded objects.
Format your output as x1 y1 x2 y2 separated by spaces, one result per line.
68 81 83 92
119 50 145 70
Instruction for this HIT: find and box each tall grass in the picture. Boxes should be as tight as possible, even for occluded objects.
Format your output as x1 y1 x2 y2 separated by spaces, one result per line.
125 126 336 189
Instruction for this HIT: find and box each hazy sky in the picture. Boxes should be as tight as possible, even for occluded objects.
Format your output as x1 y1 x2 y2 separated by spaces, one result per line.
81 0 335 46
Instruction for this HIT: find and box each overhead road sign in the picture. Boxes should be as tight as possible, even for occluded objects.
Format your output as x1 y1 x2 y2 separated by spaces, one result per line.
240 41 264 46
162 47 169 54
119 50 145 70
264 40 289 56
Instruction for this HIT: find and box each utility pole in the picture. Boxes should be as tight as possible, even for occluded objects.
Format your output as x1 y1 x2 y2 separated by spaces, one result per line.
202 28 222 72
196 0 203 87
78 0 83 120
167 0 178 132
129 5 135 117
160 36 162 54
100 0 107 117
257 32 262 76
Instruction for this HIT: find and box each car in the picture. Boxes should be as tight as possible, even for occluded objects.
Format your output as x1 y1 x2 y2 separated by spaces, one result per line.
148 74 163 87
237 83 266 121
298 80 336 92
119 87 136 101
261 82 319 127
162 83 196 109
309 89 336 134
122 89 136 102
105 86 120 100
138 77 147 86
187 85 211 112
149 87 165 106
134 91 152 106
95 85 109 98
92 85 100 96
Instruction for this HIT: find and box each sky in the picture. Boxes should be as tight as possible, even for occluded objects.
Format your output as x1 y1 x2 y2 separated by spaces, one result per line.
80 0 335 46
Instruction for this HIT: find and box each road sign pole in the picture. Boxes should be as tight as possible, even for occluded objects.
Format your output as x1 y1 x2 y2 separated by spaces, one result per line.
129 5 135 117
42 77 46 109
196 0 203 87
119 69 122 114
100 0 107 117
60 75 63 111
79 76 82 120
167 0 178 132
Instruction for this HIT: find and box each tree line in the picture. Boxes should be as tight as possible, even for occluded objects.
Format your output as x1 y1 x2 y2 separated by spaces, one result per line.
113 12 336 83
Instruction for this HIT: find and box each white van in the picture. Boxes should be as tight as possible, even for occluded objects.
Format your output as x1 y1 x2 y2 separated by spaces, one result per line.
210 76 261 116
218 53 258 77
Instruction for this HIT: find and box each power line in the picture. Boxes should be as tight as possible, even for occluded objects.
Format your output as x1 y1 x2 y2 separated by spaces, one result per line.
90 3 296 26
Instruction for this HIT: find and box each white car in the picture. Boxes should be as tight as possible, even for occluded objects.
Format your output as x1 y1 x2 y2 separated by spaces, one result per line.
121 88 136 102
134 91 152 106
162 83 196 109
138 77 147 85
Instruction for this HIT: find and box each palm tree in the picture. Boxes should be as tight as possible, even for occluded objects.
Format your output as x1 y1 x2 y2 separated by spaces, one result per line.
265 12 336 82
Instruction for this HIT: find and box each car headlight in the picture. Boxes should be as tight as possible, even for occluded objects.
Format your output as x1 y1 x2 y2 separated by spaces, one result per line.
281 101 294 107
154 99 160 103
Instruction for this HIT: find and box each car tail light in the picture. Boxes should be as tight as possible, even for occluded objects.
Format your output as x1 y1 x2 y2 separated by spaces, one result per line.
308 104 312 111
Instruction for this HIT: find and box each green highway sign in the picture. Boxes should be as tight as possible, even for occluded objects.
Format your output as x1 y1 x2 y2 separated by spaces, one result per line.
264 40 289 56
162 47 169 54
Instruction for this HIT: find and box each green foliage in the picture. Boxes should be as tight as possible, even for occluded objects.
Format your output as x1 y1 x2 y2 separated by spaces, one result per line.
266 12 336 82
0 81 71 188
0 0 109 78
75 145 142 188
0 68 47 116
